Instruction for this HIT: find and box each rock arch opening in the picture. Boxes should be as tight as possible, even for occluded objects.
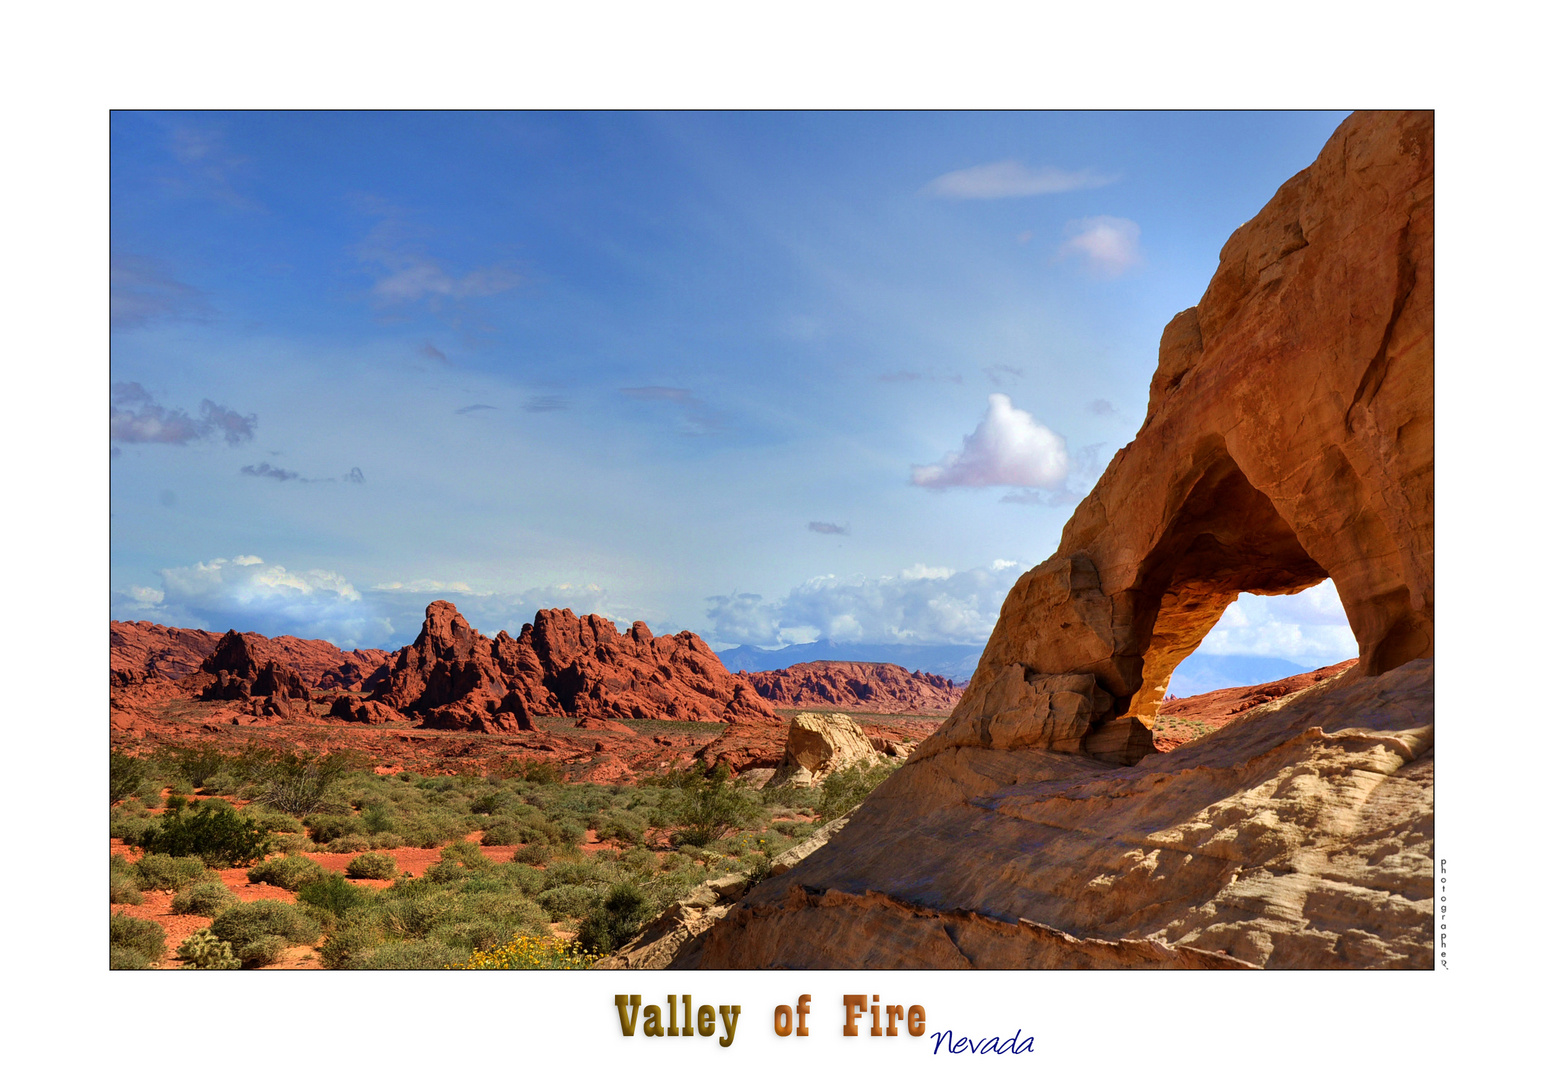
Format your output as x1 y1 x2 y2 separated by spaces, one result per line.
1118 442 1332 730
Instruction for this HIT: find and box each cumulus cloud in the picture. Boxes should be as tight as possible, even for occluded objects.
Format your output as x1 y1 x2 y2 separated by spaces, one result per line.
706 562 1027 647
912 394 1069 491
117 556 386 648
808 522 850 536
111 384 256 446
1059 216 1142 277
922 162 1115 199
620 386 722 435
1193 580 1358 666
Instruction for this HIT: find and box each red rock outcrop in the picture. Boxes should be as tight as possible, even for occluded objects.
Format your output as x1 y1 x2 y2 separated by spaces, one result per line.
368 601 528 732
110 620 392 692
189 630 313 718
670 111 1435 970
364 603 782 732
747 661 963 714
488 607 782 725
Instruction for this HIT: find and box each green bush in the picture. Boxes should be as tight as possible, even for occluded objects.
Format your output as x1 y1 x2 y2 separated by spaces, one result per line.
512 841 551 866
815 762 897 821
298 873 373 919
172 878 236 916
111 752 150 804
110 807 156 846
110 855 144 905
176 928 240 970
346 852 397 880
210 900 320 964
668 780 756 847
350 939 465 970
325 834 374 854
139 803 270 868
304 814 356 844
166 744 230 789
246 855 326 891
577 882 652 955
244 747 366 817
318 913 381 969
134 853 210 892
109 914 165 968
268 833 317 855
536 883 602 919
369 832 405 850
238 934 289 967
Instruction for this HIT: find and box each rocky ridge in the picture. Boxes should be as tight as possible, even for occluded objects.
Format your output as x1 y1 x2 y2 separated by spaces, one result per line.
746 661 963 714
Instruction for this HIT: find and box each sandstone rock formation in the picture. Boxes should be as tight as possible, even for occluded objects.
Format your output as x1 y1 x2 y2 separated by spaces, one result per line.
747 661 963 714
110 620 392 692
364 602 782 732
190 630 313 718
1153 658 1356 751
487 607 781 725
770 712 884 787
368 601 529 732
670 110 1434 970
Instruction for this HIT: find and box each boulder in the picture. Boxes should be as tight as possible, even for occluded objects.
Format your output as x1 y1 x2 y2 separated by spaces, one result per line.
770 712 884 787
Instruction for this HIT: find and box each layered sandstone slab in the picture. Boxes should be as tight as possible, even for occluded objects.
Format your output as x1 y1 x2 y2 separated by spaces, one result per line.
769 712 884 787
683 659 1432 969
747 662 963 714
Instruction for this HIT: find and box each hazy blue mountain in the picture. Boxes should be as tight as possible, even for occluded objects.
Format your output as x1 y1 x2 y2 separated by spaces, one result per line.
713 640 983 683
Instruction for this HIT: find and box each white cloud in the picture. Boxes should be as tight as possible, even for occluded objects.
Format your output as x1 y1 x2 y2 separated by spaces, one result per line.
1059 216 1142 277
912 394 1070 490
922 162 1115 200
706 562 1027 647
1193 581 1358 666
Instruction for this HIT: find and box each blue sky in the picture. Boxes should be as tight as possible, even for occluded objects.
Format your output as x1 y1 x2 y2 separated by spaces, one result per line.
109 109 1358 676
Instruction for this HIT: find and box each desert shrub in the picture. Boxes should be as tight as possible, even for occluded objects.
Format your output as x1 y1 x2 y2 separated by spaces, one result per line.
267 833 316 855
518 761 563 785
594 810 647 848
512 841 551 866
110 807 156 846
318 912 381 969
359 803 397 834
379 892 455 938
245 807 305 834
246 854 327 891
304 814 356 844
110 854 144 905
244 747 366 817
197 772 244 796
422 842 492 884
238 934 289 967
535 883 602 920
140 803 270 868
166 744 230 789
468 791 510 816
353 939 465 970
109 914 165 968
167 776 196 796
172 878 236 916
477 818 524 846
210 900 320 962
815 762 897 822
110 752 150 804
668 779 756 847
176 928 241 970
369 832 404 850
325 834 374 854
298 873 374 919
346 852 397 880
577 882 652 955
455 933 592 969
401 810 469 849
134 853 210 892
772 819 816 839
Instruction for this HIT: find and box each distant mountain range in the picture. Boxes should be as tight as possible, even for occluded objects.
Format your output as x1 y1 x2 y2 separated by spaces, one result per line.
713 640 984 683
